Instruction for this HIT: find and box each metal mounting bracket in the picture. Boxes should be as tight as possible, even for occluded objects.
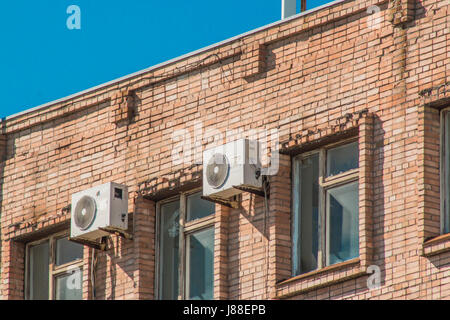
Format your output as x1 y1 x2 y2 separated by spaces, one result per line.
201 195 240 209
232 185 269 198
98 227 133 240
68 236 108 251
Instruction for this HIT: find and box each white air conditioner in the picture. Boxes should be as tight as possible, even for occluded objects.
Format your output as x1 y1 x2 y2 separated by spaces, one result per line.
203 139 262 199
70 182 128 240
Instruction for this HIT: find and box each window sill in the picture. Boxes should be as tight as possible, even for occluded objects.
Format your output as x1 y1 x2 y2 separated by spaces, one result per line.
275 258 366 299
422 233 450 257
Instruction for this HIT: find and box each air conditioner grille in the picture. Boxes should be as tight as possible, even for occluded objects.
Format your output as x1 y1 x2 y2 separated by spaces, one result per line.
74 195 97 230
206 153 230 188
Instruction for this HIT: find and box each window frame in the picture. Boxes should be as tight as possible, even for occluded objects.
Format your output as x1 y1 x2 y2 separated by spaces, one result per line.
25 231 84 300
440 107 450 235
155 188 216 300
292 138 359 275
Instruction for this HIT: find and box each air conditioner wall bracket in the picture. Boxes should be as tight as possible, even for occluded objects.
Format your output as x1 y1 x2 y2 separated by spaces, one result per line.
201 195 240 209
98 226 133 240
232 185 269 198
68 236 108 251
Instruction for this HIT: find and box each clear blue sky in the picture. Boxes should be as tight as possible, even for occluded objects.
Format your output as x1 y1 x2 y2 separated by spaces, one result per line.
0 0 331 118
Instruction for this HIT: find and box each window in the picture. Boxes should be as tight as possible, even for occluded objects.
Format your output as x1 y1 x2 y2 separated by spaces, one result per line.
26 233 84 300
157 190 215 300
292 141 359 276
441 109 450 234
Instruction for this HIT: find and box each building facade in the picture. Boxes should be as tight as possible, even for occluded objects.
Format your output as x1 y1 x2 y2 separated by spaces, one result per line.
1 0 450 300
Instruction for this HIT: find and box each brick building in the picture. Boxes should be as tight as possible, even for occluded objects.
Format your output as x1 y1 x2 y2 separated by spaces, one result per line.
1 0 450 300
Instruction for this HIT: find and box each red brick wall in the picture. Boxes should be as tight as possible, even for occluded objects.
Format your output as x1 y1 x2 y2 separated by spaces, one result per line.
1 0 450 300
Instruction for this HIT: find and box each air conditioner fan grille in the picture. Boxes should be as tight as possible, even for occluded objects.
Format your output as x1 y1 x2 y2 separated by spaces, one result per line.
74 195 97 230
206 153 230 189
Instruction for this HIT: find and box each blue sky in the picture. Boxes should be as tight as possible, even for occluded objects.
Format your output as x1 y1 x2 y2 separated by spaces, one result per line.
0 0 332 118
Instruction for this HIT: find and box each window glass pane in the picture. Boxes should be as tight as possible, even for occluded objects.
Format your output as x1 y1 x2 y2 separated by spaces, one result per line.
159 200 180 300
326 142 359 176
327 182 359 265
55 271 83 300
56 237 83 266
445 112 450 234
293 154 319 275
188 227 214 300
187 192 215 222
29 241 49 300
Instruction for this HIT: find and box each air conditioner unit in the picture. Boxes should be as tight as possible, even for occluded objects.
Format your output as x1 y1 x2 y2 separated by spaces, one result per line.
70 182 128 240
203 139 262 199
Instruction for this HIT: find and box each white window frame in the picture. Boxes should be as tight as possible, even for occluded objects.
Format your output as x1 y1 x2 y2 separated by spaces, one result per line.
292 139 360 275
155 188 215 300
25 231 84 300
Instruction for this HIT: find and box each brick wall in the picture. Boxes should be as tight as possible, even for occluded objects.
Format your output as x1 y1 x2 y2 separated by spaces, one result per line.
1 0 450 300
